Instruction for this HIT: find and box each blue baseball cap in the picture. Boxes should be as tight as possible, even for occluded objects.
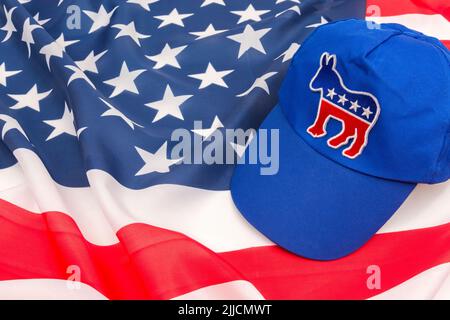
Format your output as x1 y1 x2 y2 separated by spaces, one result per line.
231 19 450 260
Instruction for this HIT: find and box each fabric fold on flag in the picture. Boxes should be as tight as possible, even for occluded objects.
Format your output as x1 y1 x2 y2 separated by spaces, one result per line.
0 0 448 300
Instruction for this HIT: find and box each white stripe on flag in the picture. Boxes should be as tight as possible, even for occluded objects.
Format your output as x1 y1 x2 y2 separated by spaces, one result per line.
379 181 450 233
0 148 449 250
367 14 450 40
0 279 108 300
369 263 450 300
171 280 265 300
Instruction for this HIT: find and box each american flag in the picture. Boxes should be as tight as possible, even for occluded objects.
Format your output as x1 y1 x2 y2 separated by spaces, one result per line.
0 0 448 299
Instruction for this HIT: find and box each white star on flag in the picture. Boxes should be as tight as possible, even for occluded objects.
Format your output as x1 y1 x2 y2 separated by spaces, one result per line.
112 21 150 47
39 33 79 69
306 16 328 28
126 0 159 11
229 130 255 158
188 63 234 89
276 43 300 62
231 4 270 24
33 13 50 26
275 5 301 17
0 62 21 87
43 103 77 141
21 18 41 58
146 44 187 69
237 72 278 97
8 84 52 111
103 62 146 98
75 50 107 73
201 0 226 7
154 8 193 28
145 85 193 123
227 24 271 58
1 6 17 43
100 97 142 129
276 0 301 3
76 127 87 138
135 142 182 175
0 114 28 140
83 5 118 34
189 24 228 40
65 65 96 88
191 116 224 140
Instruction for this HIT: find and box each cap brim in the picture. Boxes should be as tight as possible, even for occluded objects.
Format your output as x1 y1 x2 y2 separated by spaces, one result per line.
231 105 415 260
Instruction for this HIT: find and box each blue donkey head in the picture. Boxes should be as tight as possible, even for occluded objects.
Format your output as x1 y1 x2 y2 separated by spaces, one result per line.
310 53 340 93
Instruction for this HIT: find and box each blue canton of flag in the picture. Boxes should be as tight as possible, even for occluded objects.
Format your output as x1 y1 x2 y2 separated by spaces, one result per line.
0 0 365 190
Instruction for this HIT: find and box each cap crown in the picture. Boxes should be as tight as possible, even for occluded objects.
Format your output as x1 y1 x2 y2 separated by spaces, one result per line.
280 19 450 183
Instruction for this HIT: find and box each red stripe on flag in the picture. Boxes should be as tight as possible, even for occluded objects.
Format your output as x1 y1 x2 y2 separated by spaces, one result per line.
366 0 434 15
0 199 449 299
441 40 450 49
0 199 242 300
415 0 450 19
222 223 450 299
367 0 449 18
367 0 450 17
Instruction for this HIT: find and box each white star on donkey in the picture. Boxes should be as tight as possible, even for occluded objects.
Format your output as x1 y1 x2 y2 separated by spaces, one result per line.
338 94 348 106
83 5 118 34
191 116 224 140
237 72 277 97
201 0 226 7
145 85 193 123
349 100 361 112
1 6 16 43
21 17 41 58
135 142 182 175
0 62 21 87
189 63 234 89
103 62 146 98
100 97 142 129
231 4 270 24
43 103 76 141
190 24 228 40
75 50 107 73
227 24 271 58
362 106 373 119
154 8 193 28
39 33 79 69
8 84 52 111
112 21 150 47
146 44 187 69
276 43 300 62
326 88 337 100
0 114 28 140
127 0 159 11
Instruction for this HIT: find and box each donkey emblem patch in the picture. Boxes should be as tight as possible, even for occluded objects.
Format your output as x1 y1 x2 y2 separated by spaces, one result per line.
308 53 380 159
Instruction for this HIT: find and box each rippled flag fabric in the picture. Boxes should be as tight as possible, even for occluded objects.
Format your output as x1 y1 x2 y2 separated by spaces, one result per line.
0 0 448 300
0 0 365 188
